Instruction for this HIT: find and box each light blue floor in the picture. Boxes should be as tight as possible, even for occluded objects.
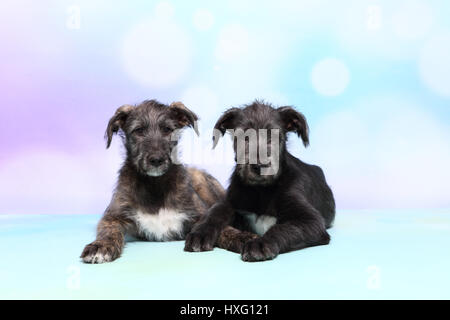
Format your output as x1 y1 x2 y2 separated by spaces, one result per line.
1 210 449 299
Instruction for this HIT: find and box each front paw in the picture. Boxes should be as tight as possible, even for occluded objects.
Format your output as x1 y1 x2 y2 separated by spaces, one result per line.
184 226 218 252
241 238 279 262
80 240 120 264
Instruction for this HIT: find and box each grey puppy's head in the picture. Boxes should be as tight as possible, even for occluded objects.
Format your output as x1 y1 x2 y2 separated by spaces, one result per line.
213 100 309 185
106 100 198 177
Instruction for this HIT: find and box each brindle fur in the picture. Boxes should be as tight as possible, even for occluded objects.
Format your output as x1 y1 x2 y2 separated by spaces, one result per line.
81 100 254 263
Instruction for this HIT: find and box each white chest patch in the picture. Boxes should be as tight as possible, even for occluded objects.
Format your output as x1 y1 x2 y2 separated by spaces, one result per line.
244 213 277 236
134 209 188 241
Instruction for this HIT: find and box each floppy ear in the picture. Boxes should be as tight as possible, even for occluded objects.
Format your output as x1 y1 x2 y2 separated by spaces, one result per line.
105 104 134 148
169 102 199 135
212 108 242 149
277 106 309 147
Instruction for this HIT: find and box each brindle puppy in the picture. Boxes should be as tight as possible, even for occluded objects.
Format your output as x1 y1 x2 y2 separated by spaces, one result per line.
184 100 335 262
81 100 255 263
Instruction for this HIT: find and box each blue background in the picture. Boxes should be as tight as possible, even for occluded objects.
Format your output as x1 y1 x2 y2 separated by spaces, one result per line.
0 0 449 299
0 0 449 214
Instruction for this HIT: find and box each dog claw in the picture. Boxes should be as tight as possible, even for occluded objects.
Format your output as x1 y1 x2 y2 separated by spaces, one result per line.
80 240 120 264
184 230 215 252
241 238 279 262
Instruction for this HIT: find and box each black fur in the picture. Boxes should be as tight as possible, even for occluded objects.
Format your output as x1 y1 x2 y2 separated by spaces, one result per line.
185 100 335 262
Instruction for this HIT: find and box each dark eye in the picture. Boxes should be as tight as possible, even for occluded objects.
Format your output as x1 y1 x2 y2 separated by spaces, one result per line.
162 126 173 134
132 127 145 136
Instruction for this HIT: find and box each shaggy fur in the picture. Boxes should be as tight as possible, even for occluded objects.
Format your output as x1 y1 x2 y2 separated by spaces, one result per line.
185 100 335 262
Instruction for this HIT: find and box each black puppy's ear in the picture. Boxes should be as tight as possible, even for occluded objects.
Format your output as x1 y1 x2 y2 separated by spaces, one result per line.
277 106 310 147
169 102 199 136
212 108 242 149
105 104 134 148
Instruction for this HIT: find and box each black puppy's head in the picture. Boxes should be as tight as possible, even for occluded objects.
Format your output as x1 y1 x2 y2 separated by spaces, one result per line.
106 100 198 177
213 100 309 185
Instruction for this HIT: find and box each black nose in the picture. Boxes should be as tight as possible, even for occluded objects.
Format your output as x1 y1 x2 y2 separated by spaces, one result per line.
149 157 164 167
250 164 261 174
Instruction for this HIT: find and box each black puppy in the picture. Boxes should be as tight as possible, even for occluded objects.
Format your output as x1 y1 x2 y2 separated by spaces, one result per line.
184 100 335 262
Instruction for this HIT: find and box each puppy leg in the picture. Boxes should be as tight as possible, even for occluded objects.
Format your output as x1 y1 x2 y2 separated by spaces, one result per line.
242 201 330 262
241 221 329 262
216 226 258 253
184 202 234 252
81 216 127 264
